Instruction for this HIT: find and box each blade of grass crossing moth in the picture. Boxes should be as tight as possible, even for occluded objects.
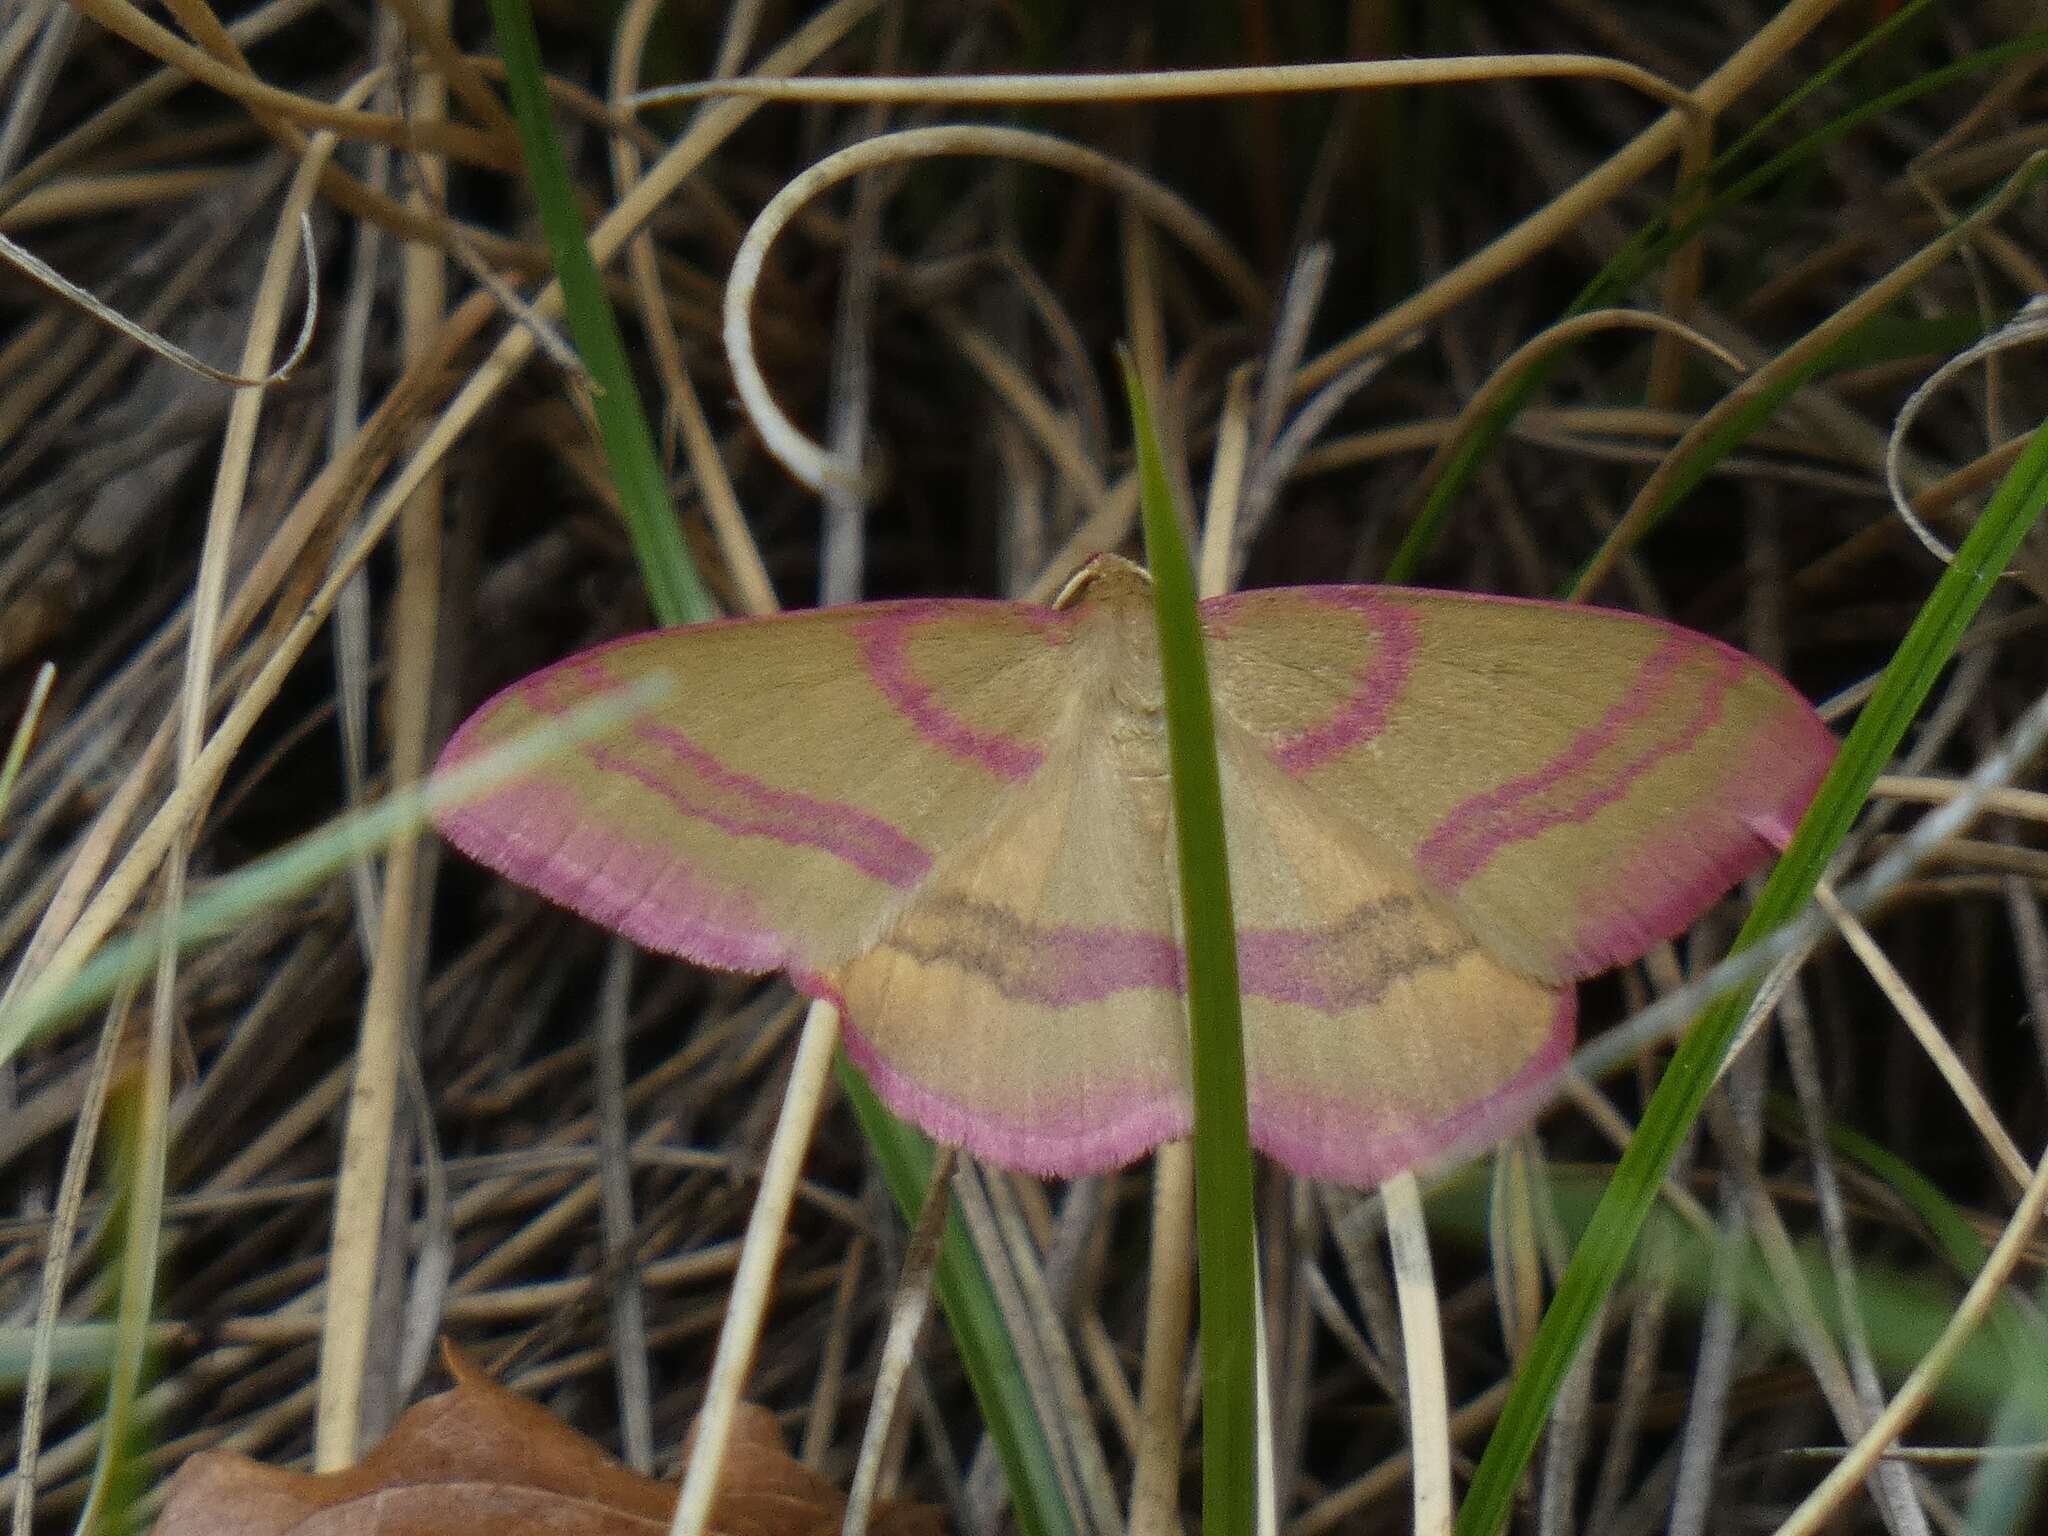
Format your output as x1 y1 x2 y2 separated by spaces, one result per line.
1120 353 1258 1536
1455 415 2048 1536
839 1058 1077 1536
0 680 674 1064
487 14 1068 1526
484 0 711 627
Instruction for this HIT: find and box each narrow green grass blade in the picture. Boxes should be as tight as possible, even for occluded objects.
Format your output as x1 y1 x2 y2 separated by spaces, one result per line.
488 15 1070 1528
485 0 711 628
0 681 674 1066
1768 1101 1991 1276
1455 415 2048 1536
1428 1166 2046 1417
0 1324 119 1389
1381 2 2037 584
72 1084 157 1536
838 1057 1076 1536
0 662 53 825
1122 354 1257 1536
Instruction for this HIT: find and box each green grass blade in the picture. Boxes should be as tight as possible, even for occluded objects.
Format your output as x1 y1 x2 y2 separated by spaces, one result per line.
1122 354 1257 1536
1454 414 2048 1536
70 1083 159 1536
485 0 712 628
0 1324 120 1390
0 662 53 825
0 681 674 1065
838 1058 1076 1536
1428 1166 2046 1417
1382 4 2038 584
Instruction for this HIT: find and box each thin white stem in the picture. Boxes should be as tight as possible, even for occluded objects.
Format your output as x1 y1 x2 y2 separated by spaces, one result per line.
669 1001 840 1536
1775 1142 2048 1536
1384 1171 1452 1536
1253 1253 1277 1536
841 1146 956 1536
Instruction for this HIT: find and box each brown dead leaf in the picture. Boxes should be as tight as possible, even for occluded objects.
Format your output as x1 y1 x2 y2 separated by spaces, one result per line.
152 1342 945 1536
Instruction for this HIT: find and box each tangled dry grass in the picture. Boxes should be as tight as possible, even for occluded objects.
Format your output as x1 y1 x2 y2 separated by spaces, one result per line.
4 2 2048 1534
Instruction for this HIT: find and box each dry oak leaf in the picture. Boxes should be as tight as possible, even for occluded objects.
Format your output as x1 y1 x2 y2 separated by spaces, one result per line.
152 1342 944 1536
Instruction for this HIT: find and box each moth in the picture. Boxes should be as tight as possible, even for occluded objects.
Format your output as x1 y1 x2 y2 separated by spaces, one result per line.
435 555 1833 1186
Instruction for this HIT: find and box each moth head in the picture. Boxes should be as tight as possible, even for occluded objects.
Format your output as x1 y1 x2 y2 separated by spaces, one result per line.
1056 551 1152 610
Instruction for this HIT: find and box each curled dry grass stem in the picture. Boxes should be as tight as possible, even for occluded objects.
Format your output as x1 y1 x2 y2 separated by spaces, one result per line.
723 123 1265 493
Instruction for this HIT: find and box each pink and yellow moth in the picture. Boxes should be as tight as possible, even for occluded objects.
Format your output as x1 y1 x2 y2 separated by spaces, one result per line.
434 554 1834 1186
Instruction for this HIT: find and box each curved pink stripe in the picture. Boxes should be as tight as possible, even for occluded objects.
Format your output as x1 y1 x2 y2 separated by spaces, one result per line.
1415 635 1743 888
509 655 930 889
1250 991 1575 1185
635 723 929 887
853 605 1057 782
882 912 1465 1014
1262 591 1420 774
1553 701 1835 976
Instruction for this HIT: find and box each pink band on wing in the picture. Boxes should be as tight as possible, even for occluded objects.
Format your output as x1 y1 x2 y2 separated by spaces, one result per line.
1415 635 1742 888
854 605 1055 782
634 723 931 888
517 657 932 889
1269 592 1419 774
1547 699 1833 976
884 907 1468 1015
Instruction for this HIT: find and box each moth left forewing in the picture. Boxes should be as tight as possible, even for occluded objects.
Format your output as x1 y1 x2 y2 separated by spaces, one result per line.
437 601 1080 981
